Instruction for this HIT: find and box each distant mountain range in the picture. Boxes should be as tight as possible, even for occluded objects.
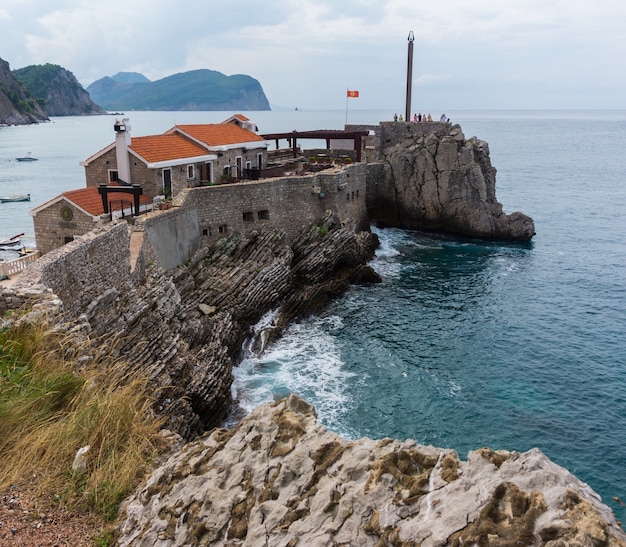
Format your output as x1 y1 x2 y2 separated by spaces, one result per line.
0 57 271 125
87 70 271 111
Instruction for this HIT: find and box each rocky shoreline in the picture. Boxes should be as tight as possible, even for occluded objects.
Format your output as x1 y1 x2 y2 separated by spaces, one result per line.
3 121 624 544
5 212 379 439
115 394 626 546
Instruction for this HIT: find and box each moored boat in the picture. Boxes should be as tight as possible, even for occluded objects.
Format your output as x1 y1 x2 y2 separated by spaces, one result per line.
0 194 31 202
16 153 38 162
0 233 24 251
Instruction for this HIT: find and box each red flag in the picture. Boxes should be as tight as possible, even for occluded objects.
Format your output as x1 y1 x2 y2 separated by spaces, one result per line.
347 90 359 98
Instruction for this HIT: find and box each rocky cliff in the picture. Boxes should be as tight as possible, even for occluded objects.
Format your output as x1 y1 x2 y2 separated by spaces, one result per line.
115 394 626 546
13 63 106 116
0 58 48 125
368 122 536 241
9 212 379 439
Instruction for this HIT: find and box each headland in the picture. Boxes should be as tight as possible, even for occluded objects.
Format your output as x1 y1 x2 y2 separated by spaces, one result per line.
2 120 621 545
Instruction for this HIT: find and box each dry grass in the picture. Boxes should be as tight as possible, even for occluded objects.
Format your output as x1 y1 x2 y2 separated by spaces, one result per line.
0 319 165 522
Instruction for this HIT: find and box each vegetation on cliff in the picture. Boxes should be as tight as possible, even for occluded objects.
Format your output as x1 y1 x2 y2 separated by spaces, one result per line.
0 319 164 520
86 69 271 111
13 63 106 116
0 57 48 125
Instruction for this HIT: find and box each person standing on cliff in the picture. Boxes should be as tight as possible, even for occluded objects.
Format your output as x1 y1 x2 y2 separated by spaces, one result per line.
394 113 398 122
418 113 422 122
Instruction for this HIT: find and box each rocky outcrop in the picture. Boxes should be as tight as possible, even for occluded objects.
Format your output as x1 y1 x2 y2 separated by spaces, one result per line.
13 63 106 116
115 394 626 546
0 58 48 125
7 213 379 439
368 122 535 241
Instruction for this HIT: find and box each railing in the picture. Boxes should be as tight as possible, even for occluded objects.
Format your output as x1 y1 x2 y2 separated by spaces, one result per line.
0 251 40 279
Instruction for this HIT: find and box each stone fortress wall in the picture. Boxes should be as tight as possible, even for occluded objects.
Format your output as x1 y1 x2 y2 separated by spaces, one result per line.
2 119 534 318
1 162 369 317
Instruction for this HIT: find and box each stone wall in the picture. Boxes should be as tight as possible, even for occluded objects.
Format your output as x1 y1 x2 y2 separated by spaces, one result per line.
140 208 202 272
84 148 117 187
184 162 368 245
14 222 133 321
32 198 103 255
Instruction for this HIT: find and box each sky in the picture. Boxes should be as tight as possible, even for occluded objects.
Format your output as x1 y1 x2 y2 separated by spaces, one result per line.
1 0 624 111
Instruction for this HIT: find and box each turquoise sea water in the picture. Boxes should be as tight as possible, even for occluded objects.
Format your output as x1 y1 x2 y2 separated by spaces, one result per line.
2 110 625 522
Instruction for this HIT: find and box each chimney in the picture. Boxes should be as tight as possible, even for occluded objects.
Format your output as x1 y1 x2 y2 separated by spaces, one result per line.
114 118 131 184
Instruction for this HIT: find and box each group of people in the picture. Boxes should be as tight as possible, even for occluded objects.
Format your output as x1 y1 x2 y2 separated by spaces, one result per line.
393 113 450 123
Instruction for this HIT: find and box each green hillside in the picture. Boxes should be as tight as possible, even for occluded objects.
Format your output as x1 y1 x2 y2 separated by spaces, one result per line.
13 63 105 116
87 69 270 111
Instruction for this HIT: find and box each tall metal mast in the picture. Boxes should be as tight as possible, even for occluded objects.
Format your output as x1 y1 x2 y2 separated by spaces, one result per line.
405 31 415 122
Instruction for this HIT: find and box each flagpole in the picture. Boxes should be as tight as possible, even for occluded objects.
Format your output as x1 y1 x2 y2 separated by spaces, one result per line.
345 88 349 125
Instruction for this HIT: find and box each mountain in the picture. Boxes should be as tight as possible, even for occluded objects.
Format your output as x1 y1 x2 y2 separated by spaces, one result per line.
108 71 151 84
13 63 105 117
0 57 48 125
86 69 271 111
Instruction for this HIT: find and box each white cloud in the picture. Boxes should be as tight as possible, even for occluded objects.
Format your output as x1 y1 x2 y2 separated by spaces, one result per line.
0 0 625 109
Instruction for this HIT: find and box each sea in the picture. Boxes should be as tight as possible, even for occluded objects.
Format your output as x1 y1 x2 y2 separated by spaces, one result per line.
1 109 625 522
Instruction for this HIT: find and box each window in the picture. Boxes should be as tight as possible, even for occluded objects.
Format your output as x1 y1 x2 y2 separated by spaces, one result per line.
242 211 254 222
218 224 228 234
206 162 213 183
236 156 243 178
187 165 195 179
223 165 231 176
258 210 270 220
108 170 119 182
257 153 263 168
202 227 212 237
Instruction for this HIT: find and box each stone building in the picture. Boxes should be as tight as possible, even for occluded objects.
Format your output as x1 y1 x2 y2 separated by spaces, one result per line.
81 115 269 199
30 185 153 255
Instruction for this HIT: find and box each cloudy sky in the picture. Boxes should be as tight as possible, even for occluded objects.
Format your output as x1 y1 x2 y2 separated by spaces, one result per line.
1 0 624 110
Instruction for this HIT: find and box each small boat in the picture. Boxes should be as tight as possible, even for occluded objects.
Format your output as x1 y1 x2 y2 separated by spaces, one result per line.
0 233 24 251
16 153 38 162
0 194 30 203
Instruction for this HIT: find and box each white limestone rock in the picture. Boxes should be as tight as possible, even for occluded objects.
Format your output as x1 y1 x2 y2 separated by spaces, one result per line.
115 394 626 546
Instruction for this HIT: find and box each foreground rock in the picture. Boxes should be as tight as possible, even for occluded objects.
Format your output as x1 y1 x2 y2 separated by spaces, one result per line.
368 122 536 241
116 394 625 546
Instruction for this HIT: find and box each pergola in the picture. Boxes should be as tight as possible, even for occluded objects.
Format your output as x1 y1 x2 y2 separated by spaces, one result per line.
261 129 370 162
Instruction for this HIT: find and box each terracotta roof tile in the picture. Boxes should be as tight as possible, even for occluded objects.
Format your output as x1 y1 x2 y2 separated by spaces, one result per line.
174 124 265 147
129 134 210 163
62 185 152 216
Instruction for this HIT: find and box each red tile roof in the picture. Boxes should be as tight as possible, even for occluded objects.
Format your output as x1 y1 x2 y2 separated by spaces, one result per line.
129 134 210 163
174 123 265 146
62 185 153 216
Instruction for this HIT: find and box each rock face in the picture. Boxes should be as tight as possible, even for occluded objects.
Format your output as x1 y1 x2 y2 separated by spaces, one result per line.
13 63 106 116
115 394 626 546
368 122 536 241
0 58 48 125
8 214 379 440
